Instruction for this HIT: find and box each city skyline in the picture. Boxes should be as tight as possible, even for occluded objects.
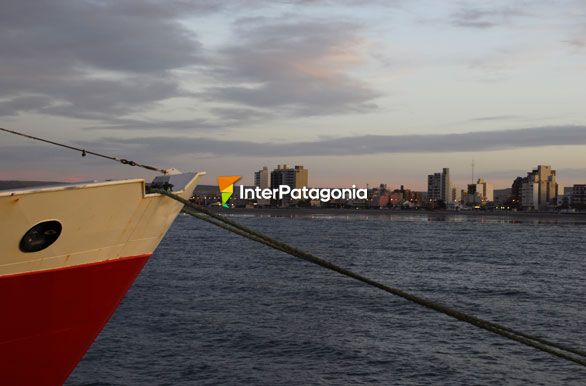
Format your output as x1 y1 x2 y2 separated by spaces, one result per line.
192 163 585 210
1 1 586 188
247 163 573 195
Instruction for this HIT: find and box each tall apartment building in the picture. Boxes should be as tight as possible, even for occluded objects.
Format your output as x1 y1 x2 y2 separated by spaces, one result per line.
270 164 309 189
427 173 441 201
269 164 309 206
294 165 308 188
254 166 269 188
427 168 451 202
520 165 558 210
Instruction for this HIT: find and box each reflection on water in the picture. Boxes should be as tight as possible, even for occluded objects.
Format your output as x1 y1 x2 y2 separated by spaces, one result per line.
227 210 586 226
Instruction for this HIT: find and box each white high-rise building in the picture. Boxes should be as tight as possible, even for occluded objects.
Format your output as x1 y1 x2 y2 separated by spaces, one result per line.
521 165 558 210
254 166 269 188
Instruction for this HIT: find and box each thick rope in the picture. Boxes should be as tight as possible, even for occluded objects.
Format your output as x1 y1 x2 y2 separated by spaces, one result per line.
153 189 586 368
0 127 167 174
3 126 582 365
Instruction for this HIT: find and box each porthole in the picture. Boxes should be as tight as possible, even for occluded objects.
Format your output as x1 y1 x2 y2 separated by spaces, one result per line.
19 220 62 253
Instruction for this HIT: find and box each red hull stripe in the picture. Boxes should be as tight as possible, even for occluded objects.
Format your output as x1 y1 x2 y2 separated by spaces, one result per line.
0 253 152 386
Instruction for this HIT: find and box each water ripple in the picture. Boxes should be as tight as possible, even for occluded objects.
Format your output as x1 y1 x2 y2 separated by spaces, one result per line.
67 215 586 385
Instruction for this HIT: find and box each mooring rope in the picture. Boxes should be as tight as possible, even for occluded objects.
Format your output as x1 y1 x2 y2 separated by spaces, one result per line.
153 189 586 368
2 127 584 367
0 127 168 174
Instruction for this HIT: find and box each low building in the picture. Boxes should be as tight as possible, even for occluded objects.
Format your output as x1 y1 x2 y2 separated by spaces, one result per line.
571 184 586 209
373 193 390 207
191 185 221 206
389 192 403 206
493 188 512 206
451 186 462 203
465 178 493 206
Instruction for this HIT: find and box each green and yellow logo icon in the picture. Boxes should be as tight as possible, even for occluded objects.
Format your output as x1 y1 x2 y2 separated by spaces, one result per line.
217 176 241 208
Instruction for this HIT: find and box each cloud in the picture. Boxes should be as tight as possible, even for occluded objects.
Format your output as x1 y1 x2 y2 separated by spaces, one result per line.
208 107 271 122
84 117 225 131
451 6 526 29
0 0 207 120
468 115 524 122
0 1 212 73
84 126 586 158
566 33 586 49
0 1 382 126
40 77 183 121
205 19 380 116
80 107 272 131
0 96 54 116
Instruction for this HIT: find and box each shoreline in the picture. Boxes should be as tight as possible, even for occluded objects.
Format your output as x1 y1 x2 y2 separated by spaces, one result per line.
209 207 586 223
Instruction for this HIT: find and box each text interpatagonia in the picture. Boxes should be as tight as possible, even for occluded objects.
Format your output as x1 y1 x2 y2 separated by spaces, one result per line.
239 185 368 202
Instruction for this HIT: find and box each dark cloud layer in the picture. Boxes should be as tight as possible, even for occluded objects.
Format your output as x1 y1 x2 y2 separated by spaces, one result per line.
89 126 586 158
0 0 206 120
0 1 381 127
0 96 54 116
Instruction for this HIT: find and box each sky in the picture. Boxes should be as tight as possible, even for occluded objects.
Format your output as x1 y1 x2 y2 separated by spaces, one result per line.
1 0 586 189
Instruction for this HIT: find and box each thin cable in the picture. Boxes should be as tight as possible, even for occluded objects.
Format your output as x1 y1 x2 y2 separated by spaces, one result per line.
0 127 167 174
152 191 586 367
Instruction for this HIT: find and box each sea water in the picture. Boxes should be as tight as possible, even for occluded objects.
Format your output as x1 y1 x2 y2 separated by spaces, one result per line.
67 214 586 385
